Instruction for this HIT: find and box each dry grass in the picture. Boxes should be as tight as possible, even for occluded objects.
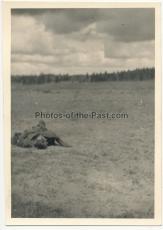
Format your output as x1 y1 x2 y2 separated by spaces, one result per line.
11 81 154 218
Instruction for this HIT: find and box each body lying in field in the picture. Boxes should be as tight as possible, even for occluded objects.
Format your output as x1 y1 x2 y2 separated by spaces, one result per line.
11 120 71 149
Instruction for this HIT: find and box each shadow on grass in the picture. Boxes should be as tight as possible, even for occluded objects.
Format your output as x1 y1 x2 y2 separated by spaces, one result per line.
12 193 66 218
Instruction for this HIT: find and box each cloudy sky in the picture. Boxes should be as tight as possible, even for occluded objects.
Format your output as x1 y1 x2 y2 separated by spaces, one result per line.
11 8 155 75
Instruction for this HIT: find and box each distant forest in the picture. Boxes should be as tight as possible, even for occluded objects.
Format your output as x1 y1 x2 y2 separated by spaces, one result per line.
11 67 155 84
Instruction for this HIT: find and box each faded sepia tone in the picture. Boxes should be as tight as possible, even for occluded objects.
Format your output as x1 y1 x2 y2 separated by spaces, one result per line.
3 1 161 226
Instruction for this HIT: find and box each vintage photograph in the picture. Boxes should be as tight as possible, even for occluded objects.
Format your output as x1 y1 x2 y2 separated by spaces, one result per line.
4 1 161 225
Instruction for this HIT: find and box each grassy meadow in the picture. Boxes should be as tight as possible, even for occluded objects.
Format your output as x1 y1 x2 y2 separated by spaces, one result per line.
11 80 154 218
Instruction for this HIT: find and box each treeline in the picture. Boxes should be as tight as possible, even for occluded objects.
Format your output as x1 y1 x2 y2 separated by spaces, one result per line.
11 67 155 84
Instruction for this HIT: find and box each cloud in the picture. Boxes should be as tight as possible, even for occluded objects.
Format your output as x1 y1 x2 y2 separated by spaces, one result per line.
39 9 99 35
12 8 155 43
104 40 154 59
97 9 155 42
12 9 99 35
11 9 47 15
11 15 54 55
11 15 77 56
11 8 155 75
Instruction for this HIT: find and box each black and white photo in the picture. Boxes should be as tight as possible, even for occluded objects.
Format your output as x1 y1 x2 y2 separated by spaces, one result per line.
3 1 161 225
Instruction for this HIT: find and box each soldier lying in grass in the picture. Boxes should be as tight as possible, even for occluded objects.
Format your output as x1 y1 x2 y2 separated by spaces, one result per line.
11 120 72 149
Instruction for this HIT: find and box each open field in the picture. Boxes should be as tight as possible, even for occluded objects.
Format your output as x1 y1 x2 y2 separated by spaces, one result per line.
11 81 154 218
